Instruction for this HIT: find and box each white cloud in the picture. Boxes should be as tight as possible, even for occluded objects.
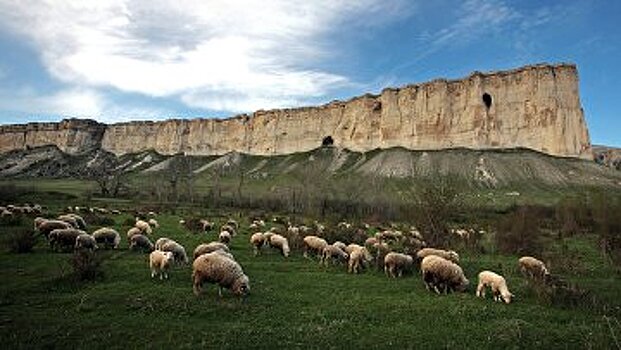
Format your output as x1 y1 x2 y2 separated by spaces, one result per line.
0 0 410 113
0 88 104 117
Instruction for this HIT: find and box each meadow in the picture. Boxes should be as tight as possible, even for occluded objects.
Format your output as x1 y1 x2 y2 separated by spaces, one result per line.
1 179 620 349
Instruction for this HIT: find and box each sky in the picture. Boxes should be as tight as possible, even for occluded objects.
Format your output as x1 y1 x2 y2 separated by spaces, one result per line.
0 0 619 146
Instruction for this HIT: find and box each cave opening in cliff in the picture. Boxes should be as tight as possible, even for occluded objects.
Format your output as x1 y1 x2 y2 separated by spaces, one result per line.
482 93 492 109
322 136 334 147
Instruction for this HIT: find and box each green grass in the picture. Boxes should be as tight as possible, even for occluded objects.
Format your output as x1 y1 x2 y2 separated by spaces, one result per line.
1 208 621 349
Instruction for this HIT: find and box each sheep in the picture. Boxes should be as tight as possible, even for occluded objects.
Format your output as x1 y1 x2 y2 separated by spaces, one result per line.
416 247 460 264
518 256 550 280
92 228 121 249
135 220 153 235
126 227 142 241
384 252 414 278
268 234 290 257
376 230 403 243
303 235 328 258
154 237 173 250
219 231 232 245
348 246 373 274
65 214 87 230
160 240 189 264
147 211 157 217
250 232 267 256
129 234 155 253
200 219 214 232
75 233 98 251
49 228 86 251
420 255 469 294
37 220 72 238
193 242 231 260
149 250 175 280
371 242 391 268
321 244 349 266
364 236 378 248
192 252 250 299
225 219 239 230
57 214 79 228
221 224 237 237
148 218 159 229
333 241 347 252
33 217 47 231
476 271 513 304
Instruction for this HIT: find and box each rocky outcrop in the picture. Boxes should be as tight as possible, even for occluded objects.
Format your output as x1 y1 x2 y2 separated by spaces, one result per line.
0 63 592 159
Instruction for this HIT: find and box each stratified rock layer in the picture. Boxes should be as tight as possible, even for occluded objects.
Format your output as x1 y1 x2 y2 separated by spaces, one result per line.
0 63 592 159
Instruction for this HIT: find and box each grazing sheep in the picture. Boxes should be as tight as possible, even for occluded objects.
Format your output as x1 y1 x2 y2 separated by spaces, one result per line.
200 219 214 232
250 232 267 256
149 250 175 280
75 233 98 251
192 252 250 299
193 242 231 260
57 214 79 228
38 220 72 238
376 230 403 243
135 220 153 235
321 244 349 266
384 252 414 278
33 217 47 230
221 224 237 237
160 240 189 264
420 255 469 294
303 235 328 258
371 242 392 268
225 219 239 230
147 211 157 217
126 227 142 241
65 214 87 230
476 270 513 304
333 241 347 252
348 246 373 274
364 236 378 248
129 234 155 253
49 228 86 251
92 228 121 249
416 248 460 264
148 218 160 229
518 256 550 279
219 231 232 244
154 237 173 250
268 234 290 257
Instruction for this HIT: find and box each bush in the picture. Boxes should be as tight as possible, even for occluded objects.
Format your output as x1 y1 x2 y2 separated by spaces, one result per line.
70 250 104 281
183 217 207 233
81 213 116 227
527 274 595 309
322 227 368 245
494 205 543 255
6 227 37 253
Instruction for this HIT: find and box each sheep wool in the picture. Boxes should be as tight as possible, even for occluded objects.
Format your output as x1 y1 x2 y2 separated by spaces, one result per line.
149 250 175 280
135 220 153 235
219 231 232 245
384 252 414 278
303 236 328 258
269 234 290 257
476 270 513 304
92 227 121 249
148 218 160 229
192 252 250 298
160 240 189 264
421 255 469 294
321 245 348 266
250 232 267 256
518 256 549 279
57 214 79 229
37 220 72 238
129 234 155 253
416 248 460 264
154 237 173 250
126 227 142 240
75 233 98 251
348 246 373 274
193 242 231 260
49 228 86 251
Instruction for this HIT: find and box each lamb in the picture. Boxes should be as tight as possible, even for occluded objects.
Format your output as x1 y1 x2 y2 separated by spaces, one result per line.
192 252 250 299
126 227 142 240
160 240 189 264
219 230 232 244
476 270 513 304
49 228 86 251
518 256 550 280
92 227 121 249
384 252 414 278
193 242 231 260
154 237 173 250
348 246 373 274
149 250 175 280
38 220 72 238
303 235 328 258
129 234 155 253
75 233 98 251
416 247 460 264
268 234 290 257
420 255 469 294
250 232 267 256
321 244 349 266
148 218 159 229
135 220 153 235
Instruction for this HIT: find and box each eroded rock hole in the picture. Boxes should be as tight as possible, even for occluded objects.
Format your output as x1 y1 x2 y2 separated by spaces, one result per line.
482 93 492 109
322 136 334 147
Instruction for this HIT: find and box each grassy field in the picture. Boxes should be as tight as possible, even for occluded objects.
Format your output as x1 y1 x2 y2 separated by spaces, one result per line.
1 181 621 349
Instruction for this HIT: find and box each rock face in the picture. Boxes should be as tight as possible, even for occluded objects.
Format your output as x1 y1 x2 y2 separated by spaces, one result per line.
0 63 592 159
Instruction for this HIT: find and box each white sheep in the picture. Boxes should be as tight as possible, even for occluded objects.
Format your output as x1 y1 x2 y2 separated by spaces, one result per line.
348 246 373 274
416 247 460 264
193 242 231 260
221 224 237 237
420 255 469 294
333 241 347 252
303 235 328 258
269 234 290 257
49 228 86 251
126 227 142 240
92 227 121 249
192 252 250 299
129 234 155 253
57 214 79 229
149 250 175 280
476 270 513 304
384 252 414 278
154 237 173 250
160 240 189 264
135 220 153 235
321 244 349 266
65 213 87 230
75 233 98 251
200 219 214 232
148 218 160 229
250 232 267 256
518 256 550 279
219 230 232 245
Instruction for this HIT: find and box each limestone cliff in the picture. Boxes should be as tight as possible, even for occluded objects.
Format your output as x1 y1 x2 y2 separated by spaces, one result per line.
0 63 592 159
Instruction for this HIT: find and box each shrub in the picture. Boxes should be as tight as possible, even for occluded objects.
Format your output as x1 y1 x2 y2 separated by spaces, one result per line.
494 205 543 255
183 217 208 233
6 227 37 253
81 213 115 227
70 250 104 281
527 274 595 309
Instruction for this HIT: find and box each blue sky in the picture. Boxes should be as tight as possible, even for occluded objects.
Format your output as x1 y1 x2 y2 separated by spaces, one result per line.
0 0 619 146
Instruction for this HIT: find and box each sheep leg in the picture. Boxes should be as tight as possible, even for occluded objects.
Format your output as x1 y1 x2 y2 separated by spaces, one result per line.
476 283 485 298
218 287 223 297
151 269 156 279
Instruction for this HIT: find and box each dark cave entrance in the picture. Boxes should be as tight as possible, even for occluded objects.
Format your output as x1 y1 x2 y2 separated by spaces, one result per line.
322 136 334 147
482 93 492 109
